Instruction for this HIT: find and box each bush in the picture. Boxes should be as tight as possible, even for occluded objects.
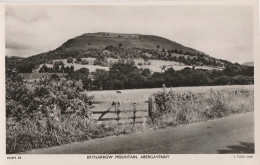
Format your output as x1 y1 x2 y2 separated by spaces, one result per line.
6 72 95 153
137 62 143 66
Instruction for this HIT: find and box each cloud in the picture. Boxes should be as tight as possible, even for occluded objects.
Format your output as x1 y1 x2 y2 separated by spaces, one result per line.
6 6 50 23
5 38 35 50
6 48 43 57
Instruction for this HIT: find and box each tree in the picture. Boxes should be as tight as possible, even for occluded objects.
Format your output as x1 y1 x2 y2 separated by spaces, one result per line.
61 65 65 73
161 65 167 72
126 72 145 89
39 64 49 73
54 61 64 66
76 55 82 62
53 63 60 72
81 59 89 65
108 62 140 89
69 66 74 73
67 57 73 63
150 72 164 87
141 69 151 77
93 56 108 66
143 55 149 61
17 62 35 73
64 66 70 73
78 68 89 74
92 69 108 90
50 74 60 81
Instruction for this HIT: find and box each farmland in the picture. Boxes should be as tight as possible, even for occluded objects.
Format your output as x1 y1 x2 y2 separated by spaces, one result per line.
88 85 253 104
88 85 254 125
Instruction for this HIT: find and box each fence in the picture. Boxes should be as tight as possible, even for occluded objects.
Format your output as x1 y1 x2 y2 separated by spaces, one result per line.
91 97 155 124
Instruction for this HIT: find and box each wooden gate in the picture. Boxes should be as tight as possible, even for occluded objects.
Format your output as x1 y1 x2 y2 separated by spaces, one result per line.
91 98 154 124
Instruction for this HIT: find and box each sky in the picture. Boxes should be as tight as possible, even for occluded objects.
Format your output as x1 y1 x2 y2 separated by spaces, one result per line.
5 5 254 64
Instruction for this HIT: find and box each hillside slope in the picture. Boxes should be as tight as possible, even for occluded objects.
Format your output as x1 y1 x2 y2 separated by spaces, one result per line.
60 32 203 55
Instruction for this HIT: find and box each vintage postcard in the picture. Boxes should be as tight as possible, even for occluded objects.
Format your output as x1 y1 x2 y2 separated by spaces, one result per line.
0 0 259 165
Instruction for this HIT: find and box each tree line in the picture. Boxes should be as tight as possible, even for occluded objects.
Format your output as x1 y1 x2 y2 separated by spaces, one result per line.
66 61 254 90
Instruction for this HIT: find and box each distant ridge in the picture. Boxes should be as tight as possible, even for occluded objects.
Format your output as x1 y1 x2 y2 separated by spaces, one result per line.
242 62 253 66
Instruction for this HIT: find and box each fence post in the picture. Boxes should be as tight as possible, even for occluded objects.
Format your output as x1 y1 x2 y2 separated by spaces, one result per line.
133 103 136 125
148 97 153 119
116 102 120 123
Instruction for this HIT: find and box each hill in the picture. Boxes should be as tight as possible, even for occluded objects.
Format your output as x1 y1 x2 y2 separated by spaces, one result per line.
242 62 253 66
60 32 204 55
12 32 242 73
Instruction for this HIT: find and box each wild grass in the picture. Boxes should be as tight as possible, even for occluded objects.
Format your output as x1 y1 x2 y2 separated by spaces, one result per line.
6 85 254 154
151 85 254 129
6 118 147 154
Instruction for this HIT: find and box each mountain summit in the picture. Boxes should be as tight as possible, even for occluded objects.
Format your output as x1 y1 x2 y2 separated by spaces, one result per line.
60 32 204 55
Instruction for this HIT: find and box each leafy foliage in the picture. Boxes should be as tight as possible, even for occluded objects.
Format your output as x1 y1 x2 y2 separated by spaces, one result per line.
6 70 95 153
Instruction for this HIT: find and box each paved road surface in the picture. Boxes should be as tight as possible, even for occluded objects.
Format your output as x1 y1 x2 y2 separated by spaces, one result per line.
24 112 254 154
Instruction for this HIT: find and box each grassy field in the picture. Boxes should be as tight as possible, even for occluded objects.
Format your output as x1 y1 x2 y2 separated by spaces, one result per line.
87 85 253 121
88 85 253 104
20 72 68 82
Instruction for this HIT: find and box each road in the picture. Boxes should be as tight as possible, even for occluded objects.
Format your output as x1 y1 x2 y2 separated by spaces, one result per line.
24 112 254 154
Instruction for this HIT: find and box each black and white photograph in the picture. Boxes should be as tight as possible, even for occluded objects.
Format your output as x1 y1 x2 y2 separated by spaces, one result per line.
2 0 259 162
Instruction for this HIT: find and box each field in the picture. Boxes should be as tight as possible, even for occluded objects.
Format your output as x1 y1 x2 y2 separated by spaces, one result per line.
20 72 68 82
87 85 253 122
88 85 253 103
36 58 223 73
